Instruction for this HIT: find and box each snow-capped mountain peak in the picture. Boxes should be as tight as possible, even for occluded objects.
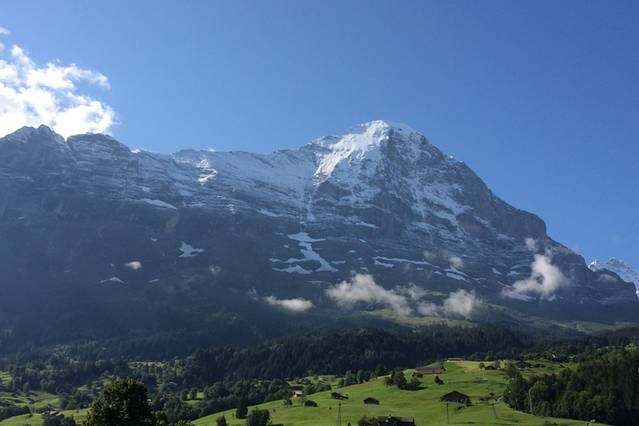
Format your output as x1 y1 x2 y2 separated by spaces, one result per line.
312 121 413 178
590 258 639 293
1 121 637 320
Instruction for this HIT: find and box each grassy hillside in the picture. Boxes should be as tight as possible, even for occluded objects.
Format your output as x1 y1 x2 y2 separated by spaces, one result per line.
194 361 596 426
0 409 87 426
0 370 88 426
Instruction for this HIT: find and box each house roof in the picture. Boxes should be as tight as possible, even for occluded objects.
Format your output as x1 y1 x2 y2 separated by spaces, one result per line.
376 416 415 424
441 390 469 402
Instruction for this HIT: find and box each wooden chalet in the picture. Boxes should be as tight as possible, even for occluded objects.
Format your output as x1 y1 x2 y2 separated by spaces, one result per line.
364 397 380 405
304 400 318 407
331 391 349 400
41 410 63 418
440 390 470 404
413 364 445 377
376 415 416 425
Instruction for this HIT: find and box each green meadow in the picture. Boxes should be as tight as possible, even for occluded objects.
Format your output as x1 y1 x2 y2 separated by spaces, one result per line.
0 361 600 425
0 371 87 426
0 410 87 426
194 361 596 426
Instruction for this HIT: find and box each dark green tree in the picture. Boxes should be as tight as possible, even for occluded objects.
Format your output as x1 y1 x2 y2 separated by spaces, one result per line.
43 415 77 426
235 401 248 419
85 379 155 426
357 416 377 426
245 408 270 426
392 370 407 390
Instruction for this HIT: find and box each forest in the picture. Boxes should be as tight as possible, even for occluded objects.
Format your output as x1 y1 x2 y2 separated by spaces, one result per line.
2 324 639 424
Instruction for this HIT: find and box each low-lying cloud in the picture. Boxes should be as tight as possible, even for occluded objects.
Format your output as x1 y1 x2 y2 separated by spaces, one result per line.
264 296 314 312
0 37 115 137
417 289 480 318
124 261 142 271
449 255 464 269
503 252 568 300
442 289 479 316
326 274 412 316
325 274 480 318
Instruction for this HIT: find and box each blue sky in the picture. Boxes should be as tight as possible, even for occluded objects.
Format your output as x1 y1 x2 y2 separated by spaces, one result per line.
1 0 638 267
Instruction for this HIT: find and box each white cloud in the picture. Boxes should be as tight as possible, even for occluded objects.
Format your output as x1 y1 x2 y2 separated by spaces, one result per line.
124 261 142 271
326 274 412 316
397 283 426 301
0 26 9 36
525 238 538 252
208 264 221 275
0 42 114 138
264 296 314 312
502 252 568 300
449 255 464 269
442 289 479 317
417 290 480 318
417 302 439 316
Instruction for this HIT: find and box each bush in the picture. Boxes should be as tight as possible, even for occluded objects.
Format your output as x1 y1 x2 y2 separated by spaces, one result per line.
245 409 270 426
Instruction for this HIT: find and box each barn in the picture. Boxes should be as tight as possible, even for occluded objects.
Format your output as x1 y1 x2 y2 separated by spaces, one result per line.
440 390 470 404
414 364 446 375
376 415 416 425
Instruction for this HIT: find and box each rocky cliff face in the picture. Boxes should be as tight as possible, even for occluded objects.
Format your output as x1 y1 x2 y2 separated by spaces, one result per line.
590 258 639 296
0 121 635 351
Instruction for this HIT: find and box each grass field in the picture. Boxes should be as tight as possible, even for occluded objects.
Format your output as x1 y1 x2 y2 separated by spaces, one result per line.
0 409 87 426
0 372 88 426
193 361 596 426
0 360 598 426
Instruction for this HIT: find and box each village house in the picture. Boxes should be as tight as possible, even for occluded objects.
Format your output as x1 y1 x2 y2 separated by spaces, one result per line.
376 415 416 425
440 390 470 404
413 364 446 377
41 410 63 418
364 397 380 405
290 385 304 397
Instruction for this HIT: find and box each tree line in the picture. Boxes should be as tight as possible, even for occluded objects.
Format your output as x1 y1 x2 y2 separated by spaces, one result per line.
504 346 639 425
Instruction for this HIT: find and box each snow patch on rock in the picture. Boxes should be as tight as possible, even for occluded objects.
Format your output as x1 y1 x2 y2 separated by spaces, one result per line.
178 242 205 258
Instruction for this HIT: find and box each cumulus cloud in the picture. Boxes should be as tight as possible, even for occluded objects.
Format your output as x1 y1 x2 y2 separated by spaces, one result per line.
417 301 439 316
525 238 538 252
124 261 142 271
208 264 221 275
442 289 479 317
397 283 427 301
326 275 482 318
417 290 480 318
502 253 568 300
0 26 9 35
449 255 464 269
264 296 314 312
0 42 114 138
326 274 412 316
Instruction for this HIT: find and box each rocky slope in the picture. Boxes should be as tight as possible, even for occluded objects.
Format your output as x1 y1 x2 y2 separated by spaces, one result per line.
0 121 635 352
590 258 639 296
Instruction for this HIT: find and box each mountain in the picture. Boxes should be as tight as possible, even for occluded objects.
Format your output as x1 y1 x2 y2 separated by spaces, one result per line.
590 258 639 296
0 121 636 355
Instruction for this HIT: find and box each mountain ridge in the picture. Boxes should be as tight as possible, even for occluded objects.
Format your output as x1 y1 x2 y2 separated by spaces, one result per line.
0 121 636 354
